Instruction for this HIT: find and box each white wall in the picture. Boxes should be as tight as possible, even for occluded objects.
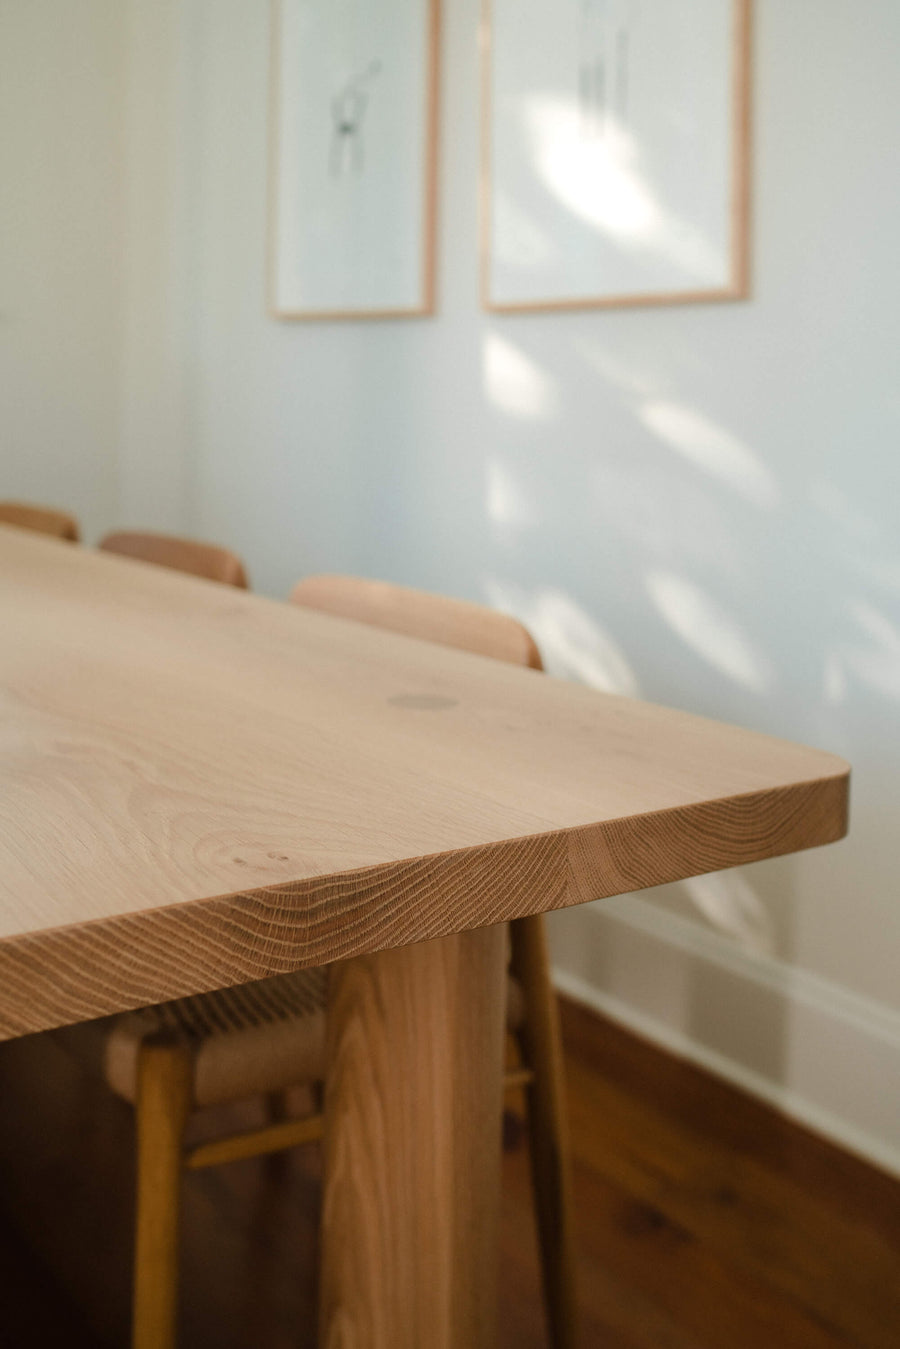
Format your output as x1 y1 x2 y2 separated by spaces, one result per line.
116 0 196 533
6 1 900 1172
0 0 126 539
156 0 900 1171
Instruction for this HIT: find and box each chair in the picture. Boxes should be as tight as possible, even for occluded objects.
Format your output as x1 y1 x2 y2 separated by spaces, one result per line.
0 500 80 541
53 566 576 1349
99 530 249 588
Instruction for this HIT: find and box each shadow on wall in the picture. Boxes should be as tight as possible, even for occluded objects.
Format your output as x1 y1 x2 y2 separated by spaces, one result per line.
480 572 779 959
474 320 900 1108
477 324 900 726
546 883 793 1090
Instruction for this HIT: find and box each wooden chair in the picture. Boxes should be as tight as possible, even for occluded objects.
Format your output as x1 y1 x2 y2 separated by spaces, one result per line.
99 530 249 588
52 568 576 1349
0 500 80 541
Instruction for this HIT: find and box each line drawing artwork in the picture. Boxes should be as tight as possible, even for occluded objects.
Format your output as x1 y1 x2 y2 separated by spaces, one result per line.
272 0 436 317
329 60 382 176
578 0 641 138
485 0 747 311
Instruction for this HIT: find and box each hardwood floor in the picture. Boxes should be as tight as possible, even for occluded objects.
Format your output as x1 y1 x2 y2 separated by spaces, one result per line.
0 996 897 1347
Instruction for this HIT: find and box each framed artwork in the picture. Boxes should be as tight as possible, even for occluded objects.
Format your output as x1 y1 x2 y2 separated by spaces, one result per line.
269 0 439 320
482 0 751 313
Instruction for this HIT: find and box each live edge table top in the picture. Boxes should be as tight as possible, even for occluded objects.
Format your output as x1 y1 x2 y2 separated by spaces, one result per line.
0 526 849 1039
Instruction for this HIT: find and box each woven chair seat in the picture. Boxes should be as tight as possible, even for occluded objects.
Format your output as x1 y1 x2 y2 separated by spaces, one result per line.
52 966 525 1110
52 968 327 1108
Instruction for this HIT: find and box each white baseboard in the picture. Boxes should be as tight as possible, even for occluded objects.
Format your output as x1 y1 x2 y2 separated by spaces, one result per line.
549 893 900 1180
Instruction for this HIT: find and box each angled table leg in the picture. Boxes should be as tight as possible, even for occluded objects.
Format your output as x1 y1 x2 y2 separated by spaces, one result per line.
319 923 508 1349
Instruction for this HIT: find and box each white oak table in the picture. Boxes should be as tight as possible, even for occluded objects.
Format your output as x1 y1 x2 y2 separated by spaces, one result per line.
0 526 849 1348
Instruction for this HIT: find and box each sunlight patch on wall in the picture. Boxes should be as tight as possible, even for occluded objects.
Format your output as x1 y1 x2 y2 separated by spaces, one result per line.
483 333 558 420
485 458 536 532
483 576 640 695
579 343 662 399
646 570 773 693
525 96 722 279
811 481 900 595
841 602 900 702
640 401 780 509
680 870 776 957
823 652 848 705
810 481 880 544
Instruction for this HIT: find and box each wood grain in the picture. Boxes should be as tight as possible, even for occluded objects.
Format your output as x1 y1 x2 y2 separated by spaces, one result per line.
509 915 576 1349
0 527 848 1037
133 1032 193 1349
292 574 577 1346
320 924 508 1349
566 1054 900 1349
1 997 899 1348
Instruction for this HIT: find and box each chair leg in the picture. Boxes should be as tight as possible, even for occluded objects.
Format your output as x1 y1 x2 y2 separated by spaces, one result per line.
133 1032 193 1349
265 1089 290 1122
265 1080 323 1125
509 914 579 1349
263 1090 293 1177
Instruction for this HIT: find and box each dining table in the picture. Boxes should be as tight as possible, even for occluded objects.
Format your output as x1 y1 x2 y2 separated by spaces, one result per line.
0 523 850 1349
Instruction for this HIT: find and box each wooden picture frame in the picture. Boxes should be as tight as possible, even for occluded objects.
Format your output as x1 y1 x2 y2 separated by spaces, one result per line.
481 0 751 314
269 0 439 321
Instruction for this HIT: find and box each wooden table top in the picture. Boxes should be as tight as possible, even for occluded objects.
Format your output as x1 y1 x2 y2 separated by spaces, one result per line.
0 526 849 1038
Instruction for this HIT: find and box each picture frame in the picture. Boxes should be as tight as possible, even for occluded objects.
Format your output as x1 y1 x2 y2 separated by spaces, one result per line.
481 0 751 313
269 0 440 320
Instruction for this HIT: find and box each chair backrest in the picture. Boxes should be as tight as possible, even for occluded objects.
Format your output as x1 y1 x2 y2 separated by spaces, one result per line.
99 531 249 589
0 501 80 542
290 574 542 671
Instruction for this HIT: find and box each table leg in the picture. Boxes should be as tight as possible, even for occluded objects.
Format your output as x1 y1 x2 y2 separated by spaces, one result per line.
319 923 508 1349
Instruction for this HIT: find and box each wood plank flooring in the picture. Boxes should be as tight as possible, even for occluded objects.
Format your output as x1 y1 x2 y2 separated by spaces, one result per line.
0 996 897 1347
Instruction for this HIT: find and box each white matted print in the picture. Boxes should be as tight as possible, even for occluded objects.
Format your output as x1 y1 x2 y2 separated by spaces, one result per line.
482 0 750 312
270 0 438 319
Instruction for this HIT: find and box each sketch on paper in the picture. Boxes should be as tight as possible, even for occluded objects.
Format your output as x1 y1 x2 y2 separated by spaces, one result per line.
484 0 749 312
578 0 641 139
329 60 382 176
271 0 436 318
